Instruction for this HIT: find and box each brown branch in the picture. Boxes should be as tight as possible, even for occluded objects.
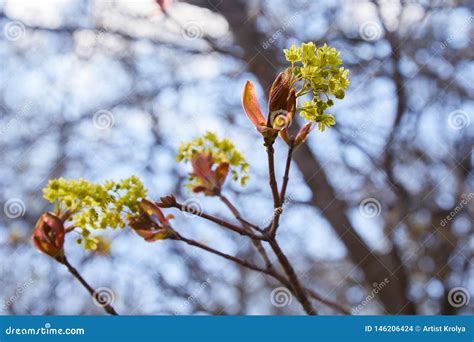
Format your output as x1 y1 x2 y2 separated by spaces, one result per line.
264 139 281 210
279 145 294 204
218 195 264 232
305 288 350 315
171 232 348 314
172 232 268 274
267 238 316 315
269 145 294 237
58 256 118 315
218 194 274 270
170 201 267 241
235 216 265 233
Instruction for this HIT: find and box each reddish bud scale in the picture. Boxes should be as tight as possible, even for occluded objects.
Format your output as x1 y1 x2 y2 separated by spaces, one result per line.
268 70 293 115
32 212 65 258
294 123 314 146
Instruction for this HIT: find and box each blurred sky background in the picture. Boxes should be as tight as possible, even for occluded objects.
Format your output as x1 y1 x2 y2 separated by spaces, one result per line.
0 0 473 315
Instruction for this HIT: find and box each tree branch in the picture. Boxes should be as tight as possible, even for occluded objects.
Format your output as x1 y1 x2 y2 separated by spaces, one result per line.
269 145 294 237
219 194 274 270
170 201 267 241
264 139 281 210
171 231 348 314
267 238 316 315
58 257 118 316
279 145 294 204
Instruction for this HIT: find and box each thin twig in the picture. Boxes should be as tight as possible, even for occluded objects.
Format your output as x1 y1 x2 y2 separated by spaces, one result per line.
219 194 274 270
59 256 118 315
236 216 265 233
269 145 294 237
279 145 294 205
171 202 267 241
262 140 316 314
172 232 267 274
172 232 348 314
267 238 316 315
264 138 281 210
305 288 351 315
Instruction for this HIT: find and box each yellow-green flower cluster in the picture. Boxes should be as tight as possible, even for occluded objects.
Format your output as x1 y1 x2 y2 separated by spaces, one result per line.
43 176 147 250
283 42 350 131
176 131 249 187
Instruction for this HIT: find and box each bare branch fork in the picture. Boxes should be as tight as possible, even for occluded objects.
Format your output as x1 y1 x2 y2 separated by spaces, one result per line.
169 231 350 315
262 140 315 315
218 193 274 270
162 139 345 315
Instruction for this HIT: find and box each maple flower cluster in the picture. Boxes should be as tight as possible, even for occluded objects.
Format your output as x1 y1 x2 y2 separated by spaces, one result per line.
284 42 350 131
176 131 249 194
42 176 148 250
243 41 349 146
